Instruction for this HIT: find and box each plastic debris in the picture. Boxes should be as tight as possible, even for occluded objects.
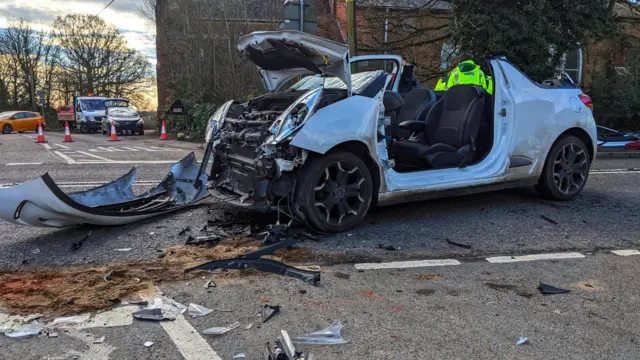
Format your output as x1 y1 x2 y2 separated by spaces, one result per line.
203 321 240 335
4 324 43 338
121 299 148 306
262 304 280 323
185 235 220 246
81 306 138 329
188 303 213 317
245 323 253 330
516 337 529 345
538 283 570 295
445 238 472 249
149 232 156 236
233 353 246 359
103 270 113 281
292 320 346 345
178 226 191 236
133 297 187 321
115 248 132 252
540 215 558 225
72 231 91 251
144 341 154 347
48 332 59 338
93 336 106 344
378 244 397 251
31 247 41 254
203 280 216 289
50 314 91 327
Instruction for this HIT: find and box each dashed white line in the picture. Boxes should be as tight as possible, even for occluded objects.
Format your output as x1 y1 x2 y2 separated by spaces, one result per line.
611 250 640 256
160 314 222 360
95 147 115 152
5 162 43 166
486 252 585 264
354 259 461 270
121 147 139 152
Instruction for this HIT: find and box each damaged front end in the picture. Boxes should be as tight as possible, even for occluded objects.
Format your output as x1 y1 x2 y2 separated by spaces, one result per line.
208 87 340 215
0 153 209 228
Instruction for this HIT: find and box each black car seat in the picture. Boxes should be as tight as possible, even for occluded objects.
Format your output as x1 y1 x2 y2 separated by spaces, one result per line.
390 85 485 169
475 93 494 161
383 91 404 143
390 88 436 141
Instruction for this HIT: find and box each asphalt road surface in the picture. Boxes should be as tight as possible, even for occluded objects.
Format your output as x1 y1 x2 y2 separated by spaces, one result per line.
0 131 638 359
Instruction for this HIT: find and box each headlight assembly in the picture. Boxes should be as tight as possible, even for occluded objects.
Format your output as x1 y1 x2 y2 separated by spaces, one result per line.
205 100 235 143
269 87 322 144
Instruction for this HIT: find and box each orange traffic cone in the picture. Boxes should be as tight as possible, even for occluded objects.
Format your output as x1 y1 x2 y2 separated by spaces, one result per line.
108 121 120 142
63 121 74 142
35 122 47 143
159 121 168 140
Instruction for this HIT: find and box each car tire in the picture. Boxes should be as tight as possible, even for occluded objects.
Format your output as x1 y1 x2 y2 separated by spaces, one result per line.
138 128 145 136
296 150 373 233
102 128 107 135
2 124 12 134
80 124 88 134
537 135 591 201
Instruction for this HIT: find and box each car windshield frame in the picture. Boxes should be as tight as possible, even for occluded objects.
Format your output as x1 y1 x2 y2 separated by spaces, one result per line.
288 70 387 94
80 99 107 111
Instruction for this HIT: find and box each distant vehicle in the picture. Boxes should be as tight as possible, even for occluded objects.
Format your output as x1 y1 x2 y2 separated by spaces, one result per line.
596 125 640 148
69 95 108 133
0 111 45 134
100 98 145 136
56 105 74 123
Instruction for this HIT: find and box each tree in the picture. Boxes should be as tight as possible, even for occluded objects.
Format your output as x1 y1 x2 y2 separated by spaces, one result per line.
51 14 151 100
450 0 616 81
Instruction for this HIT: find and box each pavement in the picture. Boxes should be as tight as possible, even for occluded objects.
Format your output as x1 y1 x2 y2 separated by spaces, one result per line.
0 130 638 359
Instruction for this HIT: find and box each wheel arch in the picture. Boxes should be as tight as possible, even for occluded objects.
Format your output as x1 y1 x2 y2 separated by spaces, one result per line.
557 127 595 162
315 140 382 204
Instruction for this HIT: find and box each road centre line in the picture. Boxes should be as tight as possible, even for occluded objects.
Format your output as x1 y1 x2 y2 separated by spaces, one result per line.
486 252 585 263
611 249 640 256
355 259 462 270
160 315 222 360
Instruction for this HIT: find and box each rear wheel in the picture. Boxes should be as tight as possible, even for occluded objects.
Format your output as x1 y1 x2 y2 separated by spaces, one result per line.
2 124 12 134
537 135 590 200
297 151 373 233
80 124 89 134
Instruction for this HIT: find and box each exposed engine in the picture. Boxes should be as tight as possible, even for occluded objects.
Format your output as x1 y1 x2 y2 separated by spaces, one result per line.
211 89 349 209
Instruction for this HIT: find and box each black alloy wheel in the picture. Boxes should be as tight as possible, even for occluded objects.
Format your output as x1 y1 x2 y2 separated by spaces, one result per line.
537 135 590 200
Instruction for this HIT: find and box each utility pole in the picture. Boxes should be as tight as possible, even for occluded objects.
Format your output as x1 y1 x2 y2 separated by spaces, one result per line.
346 0 357 56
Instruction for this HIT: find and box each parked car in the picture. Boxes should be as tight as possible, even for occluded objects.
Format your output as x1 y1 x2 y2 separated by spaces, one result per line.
596 125 640 148
101 98 144 136
205 30 597 233
0 111 45 134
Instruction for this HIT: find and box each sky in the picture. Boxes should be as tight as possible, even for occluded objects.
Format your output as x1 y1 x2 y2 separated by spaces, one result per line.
0 0 157 66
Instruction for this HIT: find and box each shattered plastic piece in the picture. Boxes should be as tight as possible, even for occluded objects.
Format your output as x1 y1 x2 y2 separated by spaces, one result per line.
185 235 220 246
5 324 43 338
233 353 246 359
445 238 472 249
203 321 240 335
31 247 40 254
133 308 167 321
203 280 216 289
245 323 253 330
103 270 113 281
93 336 106 344
292 320 346 345
121 299 148 306
178 226 191 236
279 330 297 358
115 248 132 252
188 303 213 317
72 232 91 251
262 304 280 323
133 297 187 321
538 283 570 295
186 258 320 286
48 331 59 338
144 341 154 347
149 232 156 236
516 337 529 345
241 239 299 258
541 215 558 225
50 314 91 327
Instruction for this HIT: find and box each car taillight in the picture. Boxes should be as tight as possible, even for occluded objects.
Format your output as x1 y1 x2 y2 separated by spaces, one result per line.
579 94 593 110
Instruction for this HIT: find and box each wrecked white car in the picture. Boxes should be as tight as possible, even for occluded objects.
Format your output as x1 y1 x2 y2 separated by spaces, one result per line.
205 30 597 233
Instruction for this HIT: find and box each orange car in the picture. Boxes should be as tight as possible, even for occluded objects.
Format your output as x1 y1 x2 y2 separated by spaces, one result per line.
0 111 46 134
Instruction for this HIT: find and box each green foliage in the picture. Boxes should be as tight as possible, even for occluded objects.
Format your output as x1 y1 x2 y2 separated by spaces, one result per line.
590 39 640 130
166 99 216 141
451 0 616 81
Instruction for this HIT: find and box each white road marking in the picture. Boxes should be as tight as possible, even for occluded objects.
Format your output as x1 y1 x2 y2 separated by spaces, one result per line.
5 162 43 166
486 252 585 264
354 259 461 270
134 146 156 152
611 249 640 256
160 314 222 360
41 143 52 150
590 171 640 175
75 151 113 162
54 151 78 164
96 147 115 152
52 143 71 149
121 147 140 152
151 146 182 151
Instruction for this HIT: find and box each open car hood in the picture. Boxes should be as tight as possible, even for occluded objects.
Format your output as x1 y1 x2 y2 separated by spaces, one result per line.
237 30 351 93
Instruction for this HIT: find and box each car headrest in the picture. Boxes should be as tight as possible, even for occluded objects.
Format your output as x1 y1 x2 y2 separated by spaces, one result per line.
442 85 484 110
383 91 404 112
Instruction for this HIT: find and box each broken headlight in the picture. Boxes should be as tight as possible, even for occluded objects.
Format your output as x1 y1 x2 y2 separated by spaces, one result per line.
205 100 234 143
268 87 322 144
